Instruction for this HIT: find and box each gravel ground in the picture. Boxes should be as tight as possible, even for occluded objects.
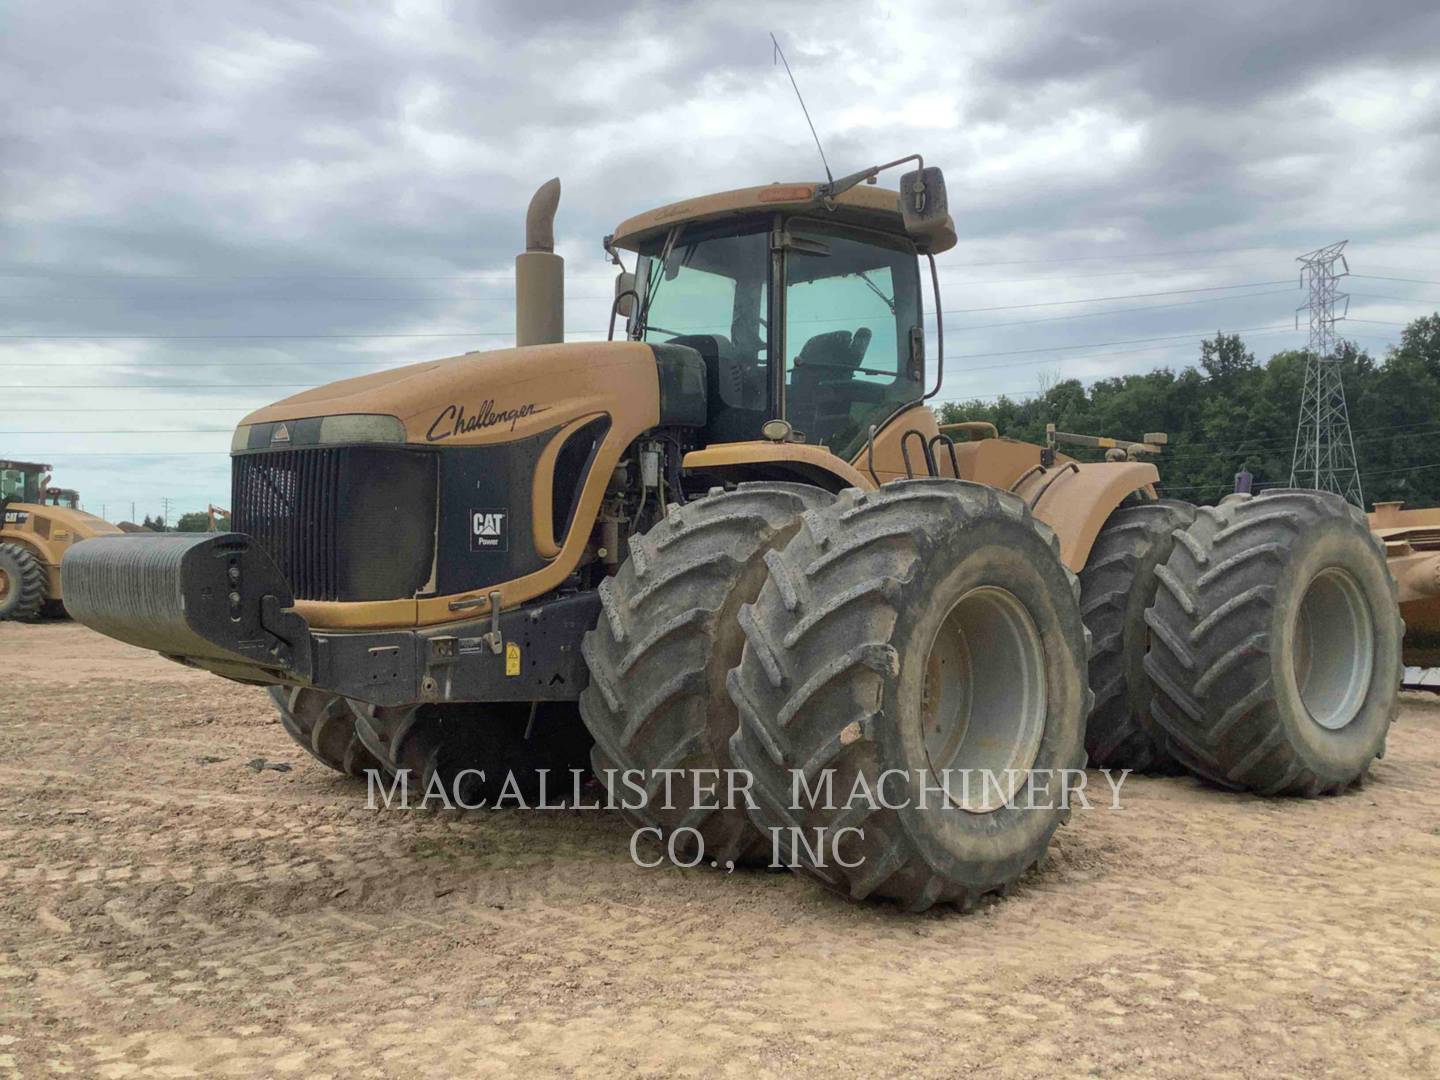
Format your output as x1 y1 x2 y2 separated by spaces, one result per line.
1 620 1437 1078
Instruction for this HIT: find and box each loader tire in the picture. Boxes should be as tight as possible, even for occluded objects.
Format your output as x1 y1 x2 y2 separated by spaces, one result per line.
0 543 46 622
350 700 592 806
579 483 836 867
1079 499 1196 772
1143 489 1401 796
727 481 1091 912
268 685 381 778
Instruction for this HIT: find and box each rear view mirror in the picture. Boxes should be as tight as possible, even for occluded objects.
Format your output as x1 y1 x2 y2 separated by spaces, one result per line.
614 271 636 317
899 166 948 238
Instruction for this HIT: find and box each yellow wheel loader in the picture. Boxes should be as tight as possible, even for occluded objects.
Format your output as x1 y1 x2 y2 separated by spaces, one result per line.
62 159 1400 910
1369 501 1440 689
0 460 121 621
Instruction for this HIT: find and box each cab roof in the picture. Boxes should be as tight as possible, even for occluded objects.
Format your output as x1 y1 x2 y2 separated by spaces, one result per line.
610 182 956 254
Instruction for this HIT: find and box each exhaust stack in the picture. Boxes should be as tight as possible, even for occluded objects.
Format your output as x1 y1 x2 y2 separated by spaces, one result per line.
515 177 564 346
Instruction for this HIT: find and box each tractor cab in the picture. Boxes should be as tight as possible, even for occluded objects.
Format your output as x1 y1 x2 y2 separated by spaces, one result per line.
0 460 52 507
608 161 955 460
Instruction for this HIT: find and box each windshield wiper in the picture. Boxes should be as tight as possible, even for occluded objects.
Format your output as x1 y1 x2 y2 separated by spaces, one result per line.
857 270 896 315
636 225 683 336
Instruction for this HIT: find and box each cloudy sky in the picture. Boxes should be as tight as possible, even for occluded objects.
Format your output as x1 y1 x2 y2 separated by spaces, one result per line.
3 0 1439 521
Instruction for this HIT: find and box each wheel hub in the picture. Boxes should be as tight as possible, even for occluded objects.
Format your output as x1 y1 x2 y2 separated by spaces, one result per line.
1292 567 1374 731
921 586 1047 813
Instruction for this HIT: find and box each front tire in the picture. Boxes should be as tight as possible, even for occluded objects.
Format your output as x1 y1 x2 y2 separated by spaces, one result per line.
579 483 836 865
0 543 46 622
269 686 382 778
351 700 592 805
1143 489 1401 795
727 481 1091 912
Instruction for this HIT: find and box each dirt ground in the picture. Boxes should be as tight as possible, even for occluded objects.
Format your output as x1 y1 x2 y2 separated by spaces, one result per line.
0 621 1436 1078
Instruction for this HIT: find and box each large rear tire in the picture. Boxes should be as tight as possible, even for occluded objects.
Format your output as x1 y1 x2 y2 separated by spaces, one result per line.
727 481 1091 912
579 483 836 866
268 685 382 778
0 542 46 622
1143 489 1401 795
1079 500 1196 772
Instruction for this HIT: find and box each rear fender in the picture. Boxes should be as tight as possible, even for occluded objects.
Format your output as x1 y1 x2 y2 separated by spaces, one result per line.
1014 461 1160 571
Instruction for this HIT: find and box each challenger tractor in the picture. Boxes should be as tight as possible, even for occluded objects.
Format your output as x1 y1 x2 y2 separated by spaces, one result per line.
62 159 1400 911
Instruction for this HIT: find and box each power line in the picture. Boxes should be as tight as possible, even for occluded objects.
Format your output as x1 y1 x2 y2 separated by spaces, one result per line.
0 330 605 341
18 452 235 456
0 293 618 304
0 429 235 434
10 327 1404 392
949 287 1296 331
0 383 320 389
2 288 1308 364
1349 292 1440 304
0 280 1304 341
941 243 1289 268
1164 458 1440 494
1352 274 1440 286
942 280 1293 315
0 324 1308 387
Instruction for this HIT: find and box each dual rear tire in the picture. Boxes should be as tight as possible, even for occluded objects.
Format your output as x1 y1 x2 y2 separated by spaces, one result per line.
581 479 1092 912
1079 500 1196 772
726 481 1091 910
1143 490 1400 795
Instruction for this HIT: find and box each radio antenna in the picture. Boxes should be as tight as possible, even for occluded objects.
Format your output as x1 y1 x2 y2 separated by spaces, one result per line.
770 32 833 185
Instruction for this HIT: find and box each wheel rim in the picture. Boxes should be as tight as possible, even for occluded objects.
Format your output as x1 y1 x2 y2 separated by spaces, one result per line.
1291 567 1374 731
0 567 9 603
921 586 1047 814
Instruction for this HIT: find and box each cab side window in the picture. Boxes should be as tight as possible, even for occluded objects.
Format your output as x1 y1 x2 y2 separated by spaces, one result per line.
784 223 923 456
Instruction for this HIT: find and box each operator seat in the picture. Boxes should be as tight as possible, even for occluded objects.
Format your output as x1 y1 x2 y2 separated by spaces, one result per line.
789 327 879 447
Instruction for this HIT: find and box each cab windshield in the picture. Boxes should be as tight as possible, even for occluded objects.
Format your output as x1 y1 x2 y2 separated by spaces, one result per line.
636 226 770 440
632 217 924 455
0 467 43 503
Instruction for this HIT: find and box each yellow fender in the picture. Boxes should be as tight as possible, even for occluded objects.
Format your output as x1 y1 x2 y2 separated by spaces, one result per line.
1013 461 1160 572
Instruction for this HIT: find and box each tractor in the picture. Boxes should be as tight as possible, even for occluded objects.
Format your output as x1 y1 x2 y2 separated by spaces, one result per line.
62 159 1400 910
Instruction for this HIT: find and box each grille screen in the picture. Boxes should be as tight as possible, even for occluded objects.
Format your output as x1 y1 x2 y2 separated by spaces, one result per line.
232 446 436 602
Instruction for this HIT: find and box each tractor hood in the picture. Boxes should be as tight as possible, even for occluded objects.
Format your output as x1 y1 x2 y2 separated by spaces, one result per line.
235 340 666 451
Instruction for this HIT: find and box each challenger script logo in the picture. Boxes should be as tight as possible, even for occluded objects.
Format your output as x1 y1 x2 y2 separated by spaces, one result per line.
427 400 548 442
470 508 508 553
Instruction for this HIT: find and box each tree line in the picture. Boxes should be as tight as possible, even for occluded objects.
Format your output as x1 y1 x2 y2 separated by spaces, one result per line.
140 511 230 532
937 313 1440 508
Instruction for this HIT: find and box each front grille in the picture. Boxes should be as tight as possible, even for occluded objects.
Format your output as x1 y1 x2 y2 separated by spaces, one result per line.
233 448 343 600
232 446 436 602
